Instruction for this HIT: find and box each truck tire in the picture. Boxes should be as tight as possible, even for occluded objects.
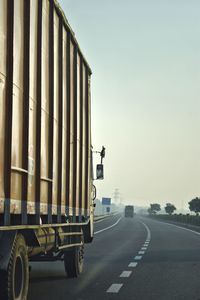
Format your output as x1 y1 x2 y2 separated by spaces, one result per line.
0 234 29 300
64 245 84 278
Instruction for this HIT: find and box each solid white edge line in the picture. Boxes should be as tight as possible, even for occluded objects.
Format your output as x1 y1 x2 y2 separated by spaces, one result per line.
94 213 121 223
154 220 200 237
94 217 122 235
120 271 132 278
107 284 123 293
140 221 151 241
94 218 109 224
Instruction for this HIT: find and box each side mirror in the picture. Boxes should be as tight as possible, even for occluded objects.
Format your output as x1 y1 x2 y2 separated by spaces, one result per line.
96 164 104 180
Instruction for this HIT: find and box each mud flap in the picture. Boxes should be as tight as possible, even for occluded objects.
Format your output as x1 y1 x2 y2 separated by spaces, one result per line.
82 221 93 243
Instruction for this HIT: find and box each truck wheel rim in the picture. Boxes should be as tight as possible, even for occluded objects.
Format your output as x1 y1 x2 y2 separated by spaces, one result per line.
79 246 84 264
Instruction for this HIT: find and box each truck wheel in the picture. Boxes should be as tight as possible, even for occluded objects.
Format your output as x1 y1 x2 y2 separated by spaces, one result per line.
0 234 29 300
64 245 84 278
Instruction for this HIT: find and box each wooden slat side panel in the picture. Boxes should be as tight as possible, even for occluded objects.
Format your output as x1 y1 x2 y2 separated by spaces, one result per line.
52 9 59 214
0 0 7 209
27 0 38 213
4 0 14 224
87 75 92 216
40 0 50 214
65 30 71 215
21 0 31 224
76 54 81 213
48 0 54 222
72 44 77 217
0 0 93 222
0 0 7 76
57 17 63 222
78 55 83 214
69 39 74 216
82 64 86 214
84 67 89 216
61 29 67 214
10 0 24 208
35 0 43 224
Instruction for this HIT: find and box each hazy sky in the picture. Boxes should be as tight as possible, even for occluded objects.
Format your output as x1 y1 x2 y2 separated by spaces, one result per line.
59 0 200 209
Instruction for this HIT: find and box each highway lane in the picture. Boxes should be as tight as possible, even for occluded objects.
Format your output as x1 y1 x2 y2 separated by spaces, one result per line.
28 215 200 300
123 217 200 300
28 214 146 299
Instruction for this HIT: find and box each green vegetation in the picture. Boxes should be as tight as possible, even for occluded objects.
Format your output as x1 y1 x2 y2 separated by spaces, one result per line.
147 197 200 227
188 197 200 215
165 203 176 215
147 203 161 215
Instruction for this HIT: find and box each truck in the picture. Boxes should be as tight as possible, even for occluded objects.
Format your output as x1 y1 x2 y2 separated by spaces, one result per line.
0 1 104 299
124 205 134 217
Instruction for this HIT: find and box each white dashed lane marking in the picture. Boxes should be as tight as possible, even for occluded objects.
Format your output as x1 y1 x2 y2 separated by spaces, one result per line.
120 271 132 278
134 255 142 260
107 284 123 293
106 221 152 295
141 247 147 250
128 262 138 267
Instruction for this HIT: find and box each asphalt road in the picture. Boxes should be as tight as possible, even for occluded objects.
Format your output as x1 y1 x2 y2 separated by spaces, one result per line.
28 214 200 300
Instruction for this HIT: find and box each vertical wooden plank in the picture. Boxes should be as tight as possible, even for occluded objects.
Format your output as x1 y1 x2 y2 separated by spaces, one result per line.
0 0 7 214
57 17 63 223
69 39 74 219
61 29 67 217
65 30 71 218
48 0 54 223
73 44 77 222
11 0 24 212
87 73 92 218
21 0 30 225
79 57 83 221
40 0 50 215
28 0 38 215
4 0 14 226
52 9 59 218
35 0 43 224
84 68 89 218
81 65 86 216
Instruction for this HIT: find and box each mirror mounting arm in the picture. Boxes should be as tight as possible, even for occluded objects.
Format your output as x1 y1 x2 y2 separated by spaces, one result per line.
93 146 106 164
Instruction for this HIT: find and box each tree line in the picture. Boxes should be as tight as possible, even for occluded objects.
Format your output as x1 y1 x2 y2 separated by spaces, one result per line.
147 197 200 215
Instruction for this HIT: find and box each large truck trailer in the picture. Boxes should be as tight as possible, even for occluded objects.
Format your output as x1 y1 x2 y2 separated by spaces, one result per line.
0 1 104 299
124 205 134 217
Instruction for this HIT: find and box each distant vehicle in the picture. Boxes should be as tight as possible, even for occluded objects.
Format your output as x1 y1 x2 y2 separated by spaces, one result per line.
124 205 134 217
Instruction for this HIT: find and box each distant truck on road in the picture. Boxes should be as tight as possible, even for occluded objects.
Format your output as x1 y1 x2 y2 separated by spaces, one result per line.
124 205 134 217
0 1 104 299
